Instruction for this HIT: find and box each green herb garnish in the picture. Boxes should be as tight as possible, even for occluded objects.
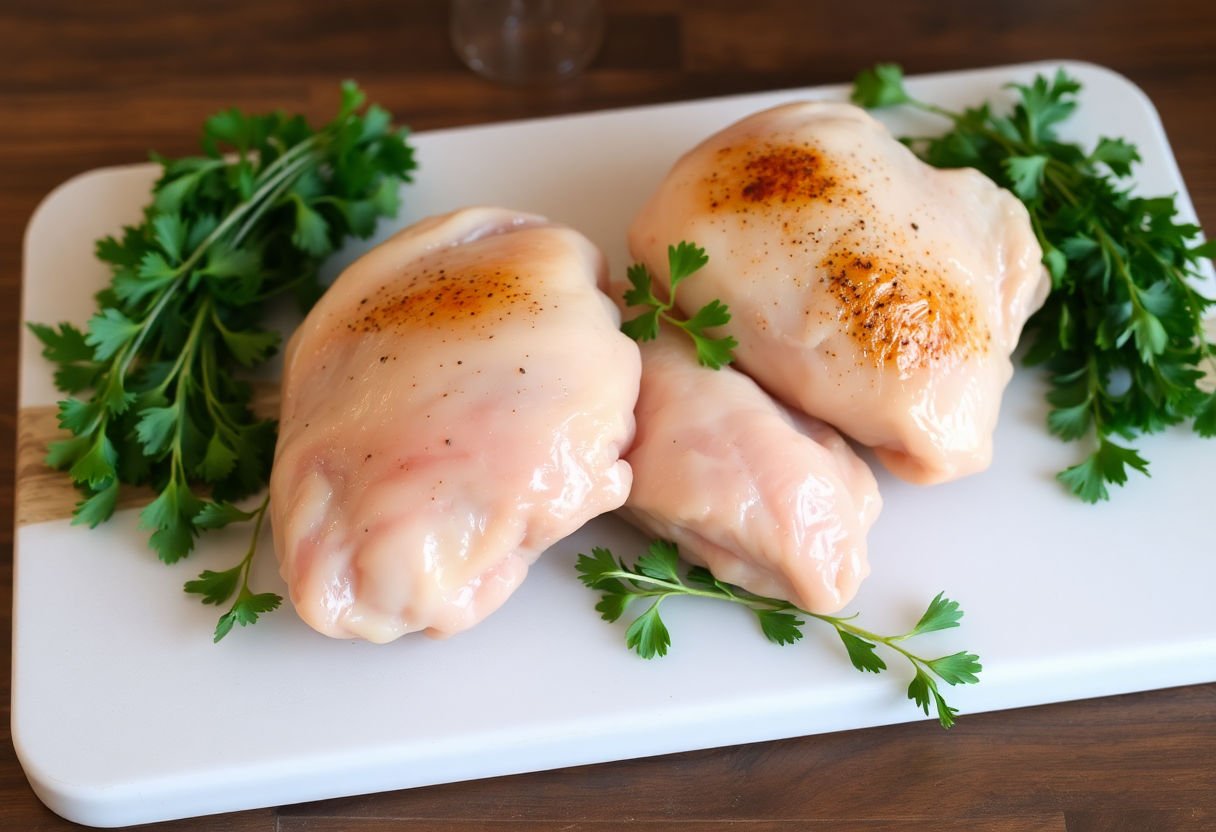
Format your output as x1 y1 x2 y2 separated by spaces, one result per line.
851 63 1216 502
620 241 738 369
29 82 417 638
183 495 281 642
576 540 982 729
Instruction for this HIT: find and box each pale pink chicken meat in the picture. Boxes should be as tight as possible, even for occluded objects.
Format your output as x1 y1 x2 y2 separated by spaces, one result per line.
621 326 881 613
629 101 1050 484
271 207 641 642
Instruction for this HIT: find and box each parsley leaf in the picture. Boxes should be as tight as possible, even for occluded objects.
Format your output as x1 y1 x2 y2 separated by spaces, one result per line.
575 546 625 591
68 433 117 489
907 591 964 636
57 397 100 435
1003 155 1049 200
850 63 913 109
292 196 332 257
194 500 256 529
623 262 660 308
197 433 239 481
619 307 660 343
852 64 1216 502
85 308 141 361
71 480 121 529
620 242 738 369
46 435 89 470
153 213 188 264
1195 390 1216 438
213 592 283 644
138 478 205 563
595 591 633 624
184 564 242 606
625 604 671 658
1057 438 1151 503
907 669 960 729
28 322 94 363
756 609 805 645
1089 137 1140 177
578 541 982 729
837 630 887 674
635 539 681 582
666 240 710 289
134 403 180 456
926 651 983 686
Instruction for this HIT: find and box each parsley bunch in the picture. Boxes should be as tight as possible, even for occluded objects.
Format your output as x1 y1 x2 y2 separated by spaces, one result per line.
852 64 1216 501
577 541 982 729
30 82 416 638
621 241 738 369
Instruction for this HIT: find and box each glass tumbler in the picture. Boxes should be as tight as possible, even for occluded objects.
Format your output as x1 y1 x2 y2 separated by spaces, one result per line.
450 0 604 85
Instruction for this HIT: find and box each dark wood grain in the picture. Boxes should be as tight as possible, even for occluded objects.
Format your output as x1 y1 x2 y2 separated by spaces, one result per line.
276 819 1070 832
2 1 1214 830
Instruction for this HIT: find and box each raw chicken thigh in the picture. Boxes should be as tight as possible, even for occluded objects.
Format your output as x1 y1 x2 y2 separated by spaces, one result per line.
271 207 641 642
629 101 1049 484
622 326 881 613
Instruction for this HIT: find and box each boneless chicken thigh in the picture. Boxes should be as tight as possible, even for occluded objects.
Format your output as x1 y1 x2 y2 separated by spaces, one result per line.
629 102 1049 484
622 326 881 613
271 207 641 642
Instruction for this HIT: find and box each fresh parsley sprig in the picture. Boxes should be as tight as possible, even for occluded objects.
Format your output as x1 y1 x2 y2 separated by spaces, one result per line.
30 82 417 637
620 241 738 369
576 541 982 729
184 495 282 642
851 64 1216 502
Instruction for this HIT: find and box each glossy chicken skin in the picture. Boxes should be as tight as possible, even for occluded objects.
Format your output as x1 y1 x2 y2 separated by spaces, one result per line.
622 326 880 614
271 207 641 642
629 102 1049 483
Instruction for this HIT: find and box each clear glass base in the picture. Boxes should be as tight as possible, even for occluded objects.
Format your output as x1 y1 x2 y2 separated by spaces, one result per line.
450 0 604 86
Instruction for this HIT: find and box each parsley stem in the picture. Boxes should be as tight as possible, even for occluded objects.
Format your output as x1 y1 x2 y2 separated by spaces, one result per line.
1087 355 1105 436
809 612 935 672
198 334 241 436
598 565 952 675
167 297 212 484
907 99 959 121
1129 237 1216 375
154 298 211 399
250 135 317 190
1044 163 1080 206
249 268 318 303
78 382 115 438
907 97 1027 158
1028 212 1053 274
235 493 271 593
114 275 186 382
176 136 322 280
593 568 755 606
579 542 978 729
1093 226 1147 317
230 148 322 246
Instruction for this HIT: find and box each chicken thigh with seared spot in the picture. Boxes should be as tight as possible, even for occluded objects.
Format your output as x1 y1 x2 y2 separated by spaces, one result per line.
629 101 1050 484
271 207 641 643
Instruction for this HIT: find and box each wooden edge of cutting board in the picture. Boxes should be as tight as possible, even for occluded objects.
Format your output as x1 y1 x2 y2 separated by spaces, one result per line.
16 324 1215 526
16 382 280 526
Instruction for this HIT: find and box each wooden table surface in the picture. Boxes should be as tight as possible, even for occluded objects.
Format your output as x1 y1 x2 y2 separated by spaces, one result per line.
2 1 1215 829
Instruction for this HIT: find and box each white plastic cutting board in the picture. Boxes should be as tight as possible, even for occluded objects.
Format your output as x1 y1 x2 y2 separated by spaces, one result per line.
13 61 1216 828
